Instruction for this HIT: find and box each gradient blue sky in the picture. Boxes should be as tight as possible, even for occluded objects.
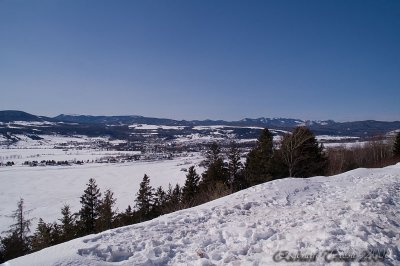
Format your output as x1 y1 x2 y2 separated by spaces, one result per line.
0 0 399 121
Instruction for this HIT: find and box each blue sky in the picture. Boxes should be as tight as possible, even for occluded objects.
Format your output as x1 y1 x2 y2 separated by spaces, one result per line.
0 0 399 121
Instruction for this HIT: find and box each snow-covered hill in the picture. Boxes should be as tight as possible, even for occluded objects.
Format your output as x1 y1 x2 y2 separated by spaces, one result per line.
5 165 400 265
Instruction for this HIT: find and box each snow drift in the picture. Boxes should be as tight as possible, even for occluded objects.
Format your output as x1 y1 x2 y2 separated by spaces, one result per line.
4 164 400 265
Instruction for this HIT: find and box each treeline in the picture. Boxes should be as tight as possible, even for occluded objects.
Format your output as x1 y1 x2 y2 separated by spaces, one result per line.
1 128 400 262
326 134 400 175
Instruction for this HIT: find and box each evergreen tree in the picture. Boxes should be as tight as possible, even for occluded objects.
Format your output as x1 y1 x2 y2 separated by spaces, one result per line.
97 189 117 231
78 178 101 235
1 198 32 261
393 132 400 158
31 218 52 252
154 186 166 206
164 183 182 212
278 126 327 177
134 174 154 221
118 205 135 226
172 184 182 208
59 204 76 241
164 184 174 212
7 198 32 242
152 186 166 216
244 128 274 186
0 238 4 263
182 166 200 206
0 232 29 262
201 142 228 188
227 141 245 191
50 222 62 246
165 183 173 197
27 219 62 253
201 142 221 168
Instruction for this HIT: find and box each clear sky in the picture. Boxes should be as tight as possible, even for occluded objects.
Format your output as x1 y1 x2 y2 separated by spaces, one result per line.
0 0 399 121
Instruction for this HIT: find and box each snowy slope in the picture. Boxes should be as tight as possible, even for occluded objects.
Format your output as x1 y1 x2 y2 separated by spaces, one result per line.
5 164 400 266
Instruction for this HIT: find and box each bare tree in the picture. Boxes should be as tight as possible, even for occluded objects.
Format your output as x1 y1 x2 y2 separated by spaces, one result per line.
280 127 314 177
279 127 327 177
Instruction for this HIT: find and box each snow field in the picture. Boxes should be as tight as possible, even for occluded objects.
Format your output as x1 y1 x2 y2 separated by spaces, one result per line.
0 156 203 233
6 163 400 265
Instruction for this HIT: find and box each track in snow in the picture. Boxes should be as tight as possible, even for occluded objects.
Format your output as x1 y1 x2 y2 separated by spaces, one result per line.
6 164 400 265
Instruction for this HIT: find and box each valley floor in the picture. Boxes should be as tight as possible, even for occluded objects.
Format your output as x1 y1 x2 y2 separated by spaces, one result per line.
0 155 203 233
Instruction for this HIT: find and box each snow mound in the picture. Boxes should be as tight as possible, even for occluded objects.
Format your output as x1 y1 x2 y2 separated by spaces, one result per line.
5 165 400 265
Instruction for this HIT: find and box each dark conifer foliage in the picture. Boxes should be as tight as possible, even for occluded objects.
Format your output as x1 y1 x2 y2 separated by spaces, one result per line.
182 166 200 206
393 132 400 158
152 186 167 216
171 184 182 209
202 142 222 168
244 128 274 186
59 205 76 242
7 198 32 241
227 141 246 191
278 126 327 177
50 222 62 246
97 189 117 231
0 198 32 262
118 205 136 226
200 142 229 189
0 239 4 263
31 218 53 252
134 174 154 221
78 178 101 235
0 232 29 262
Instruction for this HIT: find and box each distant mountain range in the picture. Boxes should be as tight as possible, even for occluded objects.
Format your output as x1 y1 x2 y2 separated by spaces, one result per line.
0 110 399 138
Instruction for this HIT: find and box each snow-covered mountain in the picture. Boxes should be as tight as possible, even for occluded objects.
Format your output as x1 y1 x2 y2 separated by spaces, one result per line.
6 164 400 265
1 110 400 138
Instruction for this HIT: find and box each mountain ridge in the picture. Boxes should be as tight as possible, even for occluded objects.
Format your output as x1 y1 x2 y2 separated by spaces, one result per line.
1 110 399 137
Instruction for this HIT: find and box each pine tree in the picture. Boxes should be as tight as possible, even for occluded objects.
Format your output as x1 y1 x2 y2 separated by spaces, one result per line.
31 218 52 252
1 198 32 261
244 128 274 186
134 174 154 221
152 186 166 216
201 142 221 168
182 166 200 206
97 189 117 232
154 186 166 206
279 126 327 177
164 183 182 212
118 205 135 226
0 232 28 262
164 183 174 212
393 132 400 158
201 142 228 188
59 204 76 241
7 198 32 242
78 178 101 235
0 239 4 263
172 184 182 208
50 222 62 246
227 141 245 191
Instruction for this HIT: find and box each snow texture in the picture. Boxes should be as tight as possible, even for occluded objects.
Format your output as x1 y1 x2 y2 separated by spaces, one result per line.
0 156 203 233
5 164 400 265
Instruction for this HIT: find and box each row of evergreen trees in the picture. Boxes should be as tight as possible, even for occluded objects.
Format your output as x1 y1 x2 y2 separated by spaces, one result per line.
1 128 400 262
